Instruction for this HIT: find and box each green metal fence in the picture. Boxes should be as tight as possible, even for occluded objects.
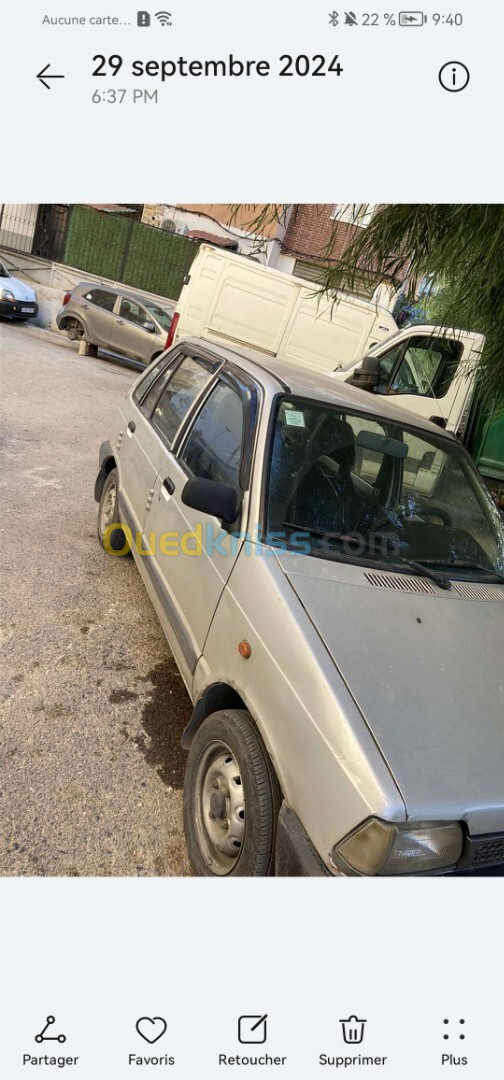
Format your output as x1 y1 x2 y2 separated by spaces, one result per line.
63 205 200 300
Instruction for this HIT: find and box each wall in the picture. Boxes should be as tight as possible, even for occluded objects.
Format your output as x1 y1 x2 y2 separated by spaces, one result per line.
177 204 283 237
283 204 362 265
141 203 291 265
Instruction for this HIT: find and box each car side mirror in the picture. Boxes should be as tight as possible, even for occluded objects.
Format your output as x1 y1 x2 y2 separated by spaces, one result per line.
181 478 240 525
144 321 156 333
348 355 381 392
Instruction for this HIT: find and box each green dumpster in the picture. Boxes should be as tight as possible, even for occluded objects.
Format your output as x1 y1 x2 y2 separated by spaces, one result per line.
468 402 504 483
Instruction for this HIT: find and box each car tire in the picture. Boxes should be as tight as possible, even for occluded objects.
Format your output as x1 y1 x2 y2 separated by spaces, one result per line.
183 709 281 877
97 468 130 554
66 319 84 342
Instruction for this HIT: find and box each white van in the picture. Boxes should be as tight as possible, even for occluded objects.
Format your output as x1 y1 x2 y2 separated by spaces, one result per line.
169 244 397 369
168 244 484 436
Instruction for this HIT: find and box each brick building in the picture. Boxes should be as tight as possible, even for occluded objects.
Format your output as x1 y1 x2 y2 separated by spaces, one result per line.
277 204 392 293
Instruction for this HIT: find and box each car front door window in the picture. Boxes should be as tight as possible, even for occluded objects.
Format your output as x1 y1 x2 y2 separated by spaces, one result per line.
380 336 462 399
119 298 150 328
180 382 244 492
376 344 403 393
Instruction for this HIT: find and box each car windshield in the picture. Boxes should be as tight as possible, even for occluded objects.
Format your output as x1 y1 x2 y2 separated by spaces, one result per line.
0 261 10 278
266 396 504 579
146 304 172 332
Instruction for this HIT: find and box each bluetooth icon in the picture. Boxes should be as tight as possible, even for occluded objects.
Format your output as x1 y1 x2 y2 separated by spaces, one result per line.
329 11 339 25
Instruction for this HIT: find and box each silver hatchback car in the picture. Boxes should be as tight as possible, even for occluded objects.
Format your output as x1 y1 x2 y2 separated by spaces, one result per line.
95 338 504 877
57 282 173 364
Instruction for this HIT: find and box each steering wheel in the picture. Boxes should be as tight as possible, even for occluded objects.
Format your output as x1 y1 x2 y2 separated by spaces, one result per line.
415 506 452 527
363 502 453 535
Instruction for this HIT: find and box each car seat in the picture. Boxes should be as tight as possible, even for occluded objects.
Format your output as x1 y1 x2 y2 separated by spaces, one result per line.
287 419 363 535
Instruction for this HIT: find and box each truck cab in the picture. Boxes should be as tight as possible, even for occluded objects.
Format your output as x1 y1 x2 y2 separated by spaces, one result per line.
332 324 485 436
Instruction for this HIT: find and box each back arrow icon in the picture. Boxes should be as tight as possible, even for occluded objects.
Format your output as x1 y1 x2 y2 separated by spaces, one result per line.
37 64 65 90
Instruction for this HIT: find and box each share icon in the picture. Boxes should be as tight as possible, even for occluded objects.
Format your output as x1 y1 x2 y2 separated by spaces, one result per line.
35 1016 67 1044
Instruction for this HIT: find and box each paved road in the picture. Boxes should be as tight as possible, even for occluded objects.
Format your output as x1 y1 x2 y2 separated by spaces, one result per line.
0 322 192 875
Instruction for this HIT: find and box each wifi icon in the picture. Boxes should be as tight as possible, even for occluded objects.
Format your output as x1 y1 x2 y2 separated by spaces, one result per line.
155 10 172 24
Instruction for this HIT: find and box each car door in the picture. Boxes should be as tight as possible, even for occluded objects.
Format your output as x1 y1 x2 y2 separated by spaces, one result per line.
116 350 189 538
370 327 484 433
80 287 117 346
109 296 155 362
144 369 257 682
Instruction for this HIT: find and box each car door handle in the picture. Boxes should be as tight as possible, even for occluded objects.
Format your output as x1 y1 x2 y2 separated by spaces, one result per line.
116 319 125 325
127 420 136 433
82 303 89 309
163 477 176 495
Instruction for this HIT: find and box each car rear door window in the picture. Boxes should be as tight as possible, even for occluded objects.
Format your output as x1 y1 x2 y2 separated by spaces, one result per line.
151 356 213 447
180 381 244 490
83 288 117 312
132 353 175 407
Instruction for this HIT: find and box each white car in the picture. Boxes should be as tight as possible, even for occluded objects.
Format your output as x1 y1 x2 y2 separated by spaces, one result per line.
0 259 38 321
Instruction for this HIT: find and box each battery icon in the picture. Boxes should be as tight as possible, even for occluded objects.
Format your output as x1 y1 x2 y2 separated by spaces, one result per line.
399 11 427 24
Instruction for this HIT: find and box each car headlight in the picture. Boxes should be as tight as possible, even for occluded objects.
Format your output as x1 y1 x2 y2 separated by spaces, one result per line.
1 289 15 301
332 817 464 875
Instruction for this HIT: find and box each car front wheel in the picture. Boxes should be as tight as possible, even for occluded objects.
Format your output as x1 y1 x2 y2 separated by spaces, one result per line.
183 709 281 876
65 319 84 342
97 467 129 554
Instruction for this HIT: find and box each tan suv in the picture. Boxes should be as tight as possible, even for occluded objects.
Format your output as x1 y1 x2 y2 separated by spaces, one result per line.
56 282 173 365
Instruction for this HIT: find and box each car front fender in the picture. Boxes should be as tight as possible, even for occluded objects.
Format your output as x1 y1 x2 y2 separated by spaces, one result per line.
94 440 114 501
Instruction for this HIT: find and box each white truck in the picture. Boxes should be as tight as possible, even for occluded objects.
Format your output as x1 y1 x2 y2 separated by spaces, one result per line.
167 244 484 437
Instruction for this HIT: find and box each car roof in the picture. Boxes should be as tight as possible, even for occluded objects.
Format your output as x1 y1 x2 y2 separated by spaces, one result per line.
76 282 173 311
182 336 457 439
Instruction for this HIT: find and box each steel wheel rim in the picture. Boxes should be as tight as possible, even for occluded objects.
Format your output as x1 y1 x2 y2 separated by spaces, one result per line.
100 478 117 534
194 740 245 874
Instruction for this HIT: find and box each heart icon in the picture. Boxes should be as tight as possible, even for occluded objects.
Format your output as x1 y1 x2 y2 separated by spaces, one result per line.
136 1016 167 1044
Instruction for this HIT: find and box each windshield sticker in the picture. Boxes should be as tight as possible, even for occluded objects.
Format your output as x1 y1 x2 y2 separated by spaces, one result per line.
285 410 305 428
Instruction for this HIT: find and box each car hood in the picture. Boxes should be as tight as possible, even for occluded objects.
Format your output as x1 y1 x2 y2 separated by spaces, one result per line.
278 552 504 834
2 275 37 302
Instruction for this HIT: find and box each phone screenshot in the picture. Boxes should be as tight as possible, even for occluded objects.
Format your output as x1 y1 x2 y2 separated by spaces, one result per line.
1 0 503 1075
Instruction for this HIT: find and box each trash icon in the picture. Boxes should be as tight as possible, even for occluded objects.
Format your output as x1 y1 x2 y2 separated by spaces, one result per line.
340 1015 367 1044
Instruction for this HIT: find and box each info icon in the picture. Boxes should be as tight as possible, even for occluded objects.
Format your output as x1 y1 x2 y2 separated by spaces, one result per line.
438 61 470 92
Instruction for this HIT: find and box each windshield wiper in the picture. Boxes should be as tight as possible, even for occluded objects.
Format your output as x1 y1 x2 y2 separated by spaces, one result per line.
395 558 452 590
359 545 452 590
419 559 504 584
286 524 452 590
